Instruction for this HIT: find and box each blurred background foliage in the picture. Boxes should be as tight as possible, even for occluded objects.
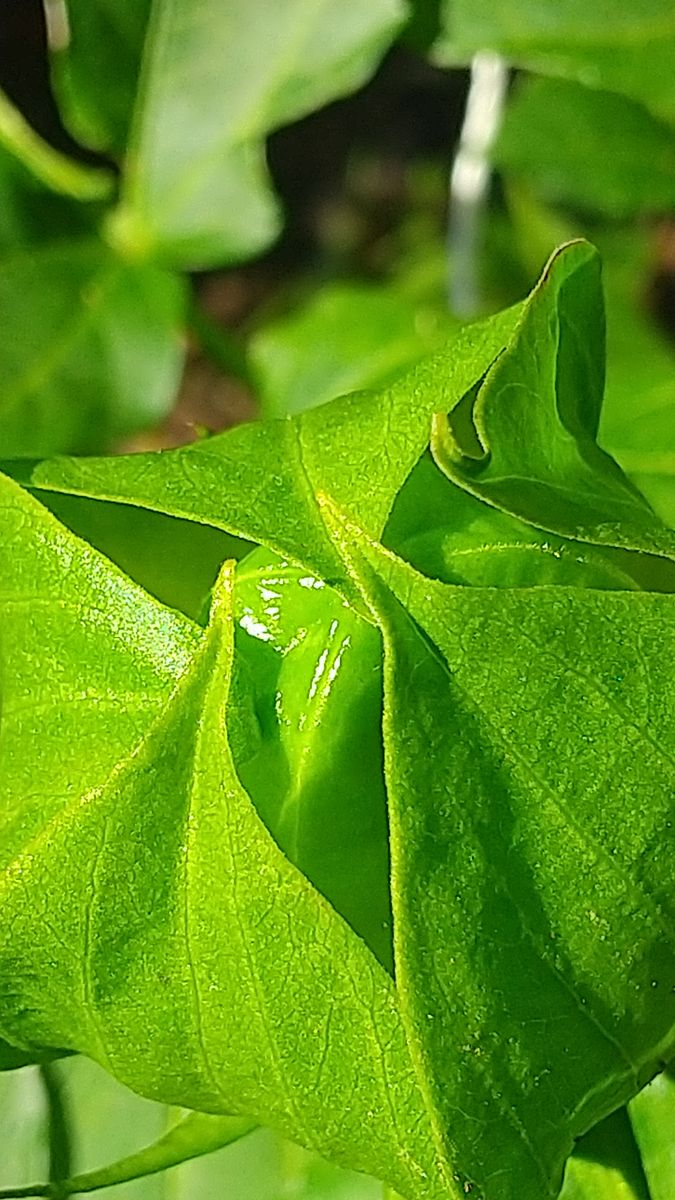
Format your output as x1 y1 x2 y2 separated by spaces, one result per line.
1 0 674 1196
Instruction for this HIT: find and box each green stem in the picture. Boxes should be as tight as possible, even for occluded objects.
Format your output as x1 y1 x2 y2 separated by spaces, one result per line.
39 1063 72 1194
0 1187 50 1198
188 297 255 391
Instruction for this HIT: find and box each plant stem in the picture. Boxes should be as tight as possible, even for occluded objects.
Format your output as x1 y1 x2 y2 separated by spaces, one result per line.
188 296 255 391
39 1063 72 1197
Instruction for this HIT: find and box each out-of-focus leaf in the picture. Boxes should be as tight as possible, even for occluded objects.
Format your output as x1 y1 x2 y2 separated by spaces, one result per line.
64 1108 255 1194
496 78 675 218
48 0 152 155
629 1069 675 1200
111 0 406 268
0 89 112 201
0 146 99 254
600 245 675 531
0 239 186 457
250 283 458 418
560 1109 651 1199
434 0 675 122
0 1068 48 1188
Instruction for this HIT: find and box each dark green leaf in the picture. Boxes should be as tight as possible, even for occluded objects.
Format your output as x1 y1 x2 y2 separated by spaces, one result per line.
560 1108 651 1199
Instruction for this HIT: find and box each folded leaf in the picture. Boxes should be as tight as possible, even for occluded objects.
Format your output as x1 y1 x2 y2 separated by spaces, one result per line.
432 241 675 584
322 505 675 1200
0 523 442 1198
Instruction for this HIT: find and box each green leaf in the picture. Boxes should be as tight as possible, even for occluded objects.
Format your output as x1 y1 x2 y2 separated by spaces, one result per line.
250 283 458 418
49 0 152 154
0 505 442 1198
434 0 675 122
5 303 521 602
323 505 675 1200
560 1108 651 1199
0 240 186 457
629 1069 675 1200
61 1111 255 1195
41 492 251 623
232 547 392 971
110 0 407 267
385 451 644 591
0 90 112 202
598 239 675 532
431 240 675 580
0 471 199 879
0 1068 49 1188
495 78 675 219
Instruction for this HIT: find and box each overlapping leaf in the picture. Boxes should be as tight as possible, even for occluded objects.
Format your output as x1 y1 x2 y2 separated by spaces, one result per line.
2 240 675 1199
0 479 441 1198
7 302 520 603
323 503 675 1200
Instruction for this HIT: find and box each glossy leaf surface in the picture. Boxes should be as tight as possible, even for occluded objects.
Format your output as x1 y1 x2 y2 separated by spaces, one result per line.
0 512 440 1198
2 241 675 1199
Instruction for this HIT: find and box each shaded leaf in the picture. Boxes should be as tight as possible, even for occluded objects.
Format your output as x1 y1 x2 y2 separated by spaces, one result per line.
560 1108 651 1199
